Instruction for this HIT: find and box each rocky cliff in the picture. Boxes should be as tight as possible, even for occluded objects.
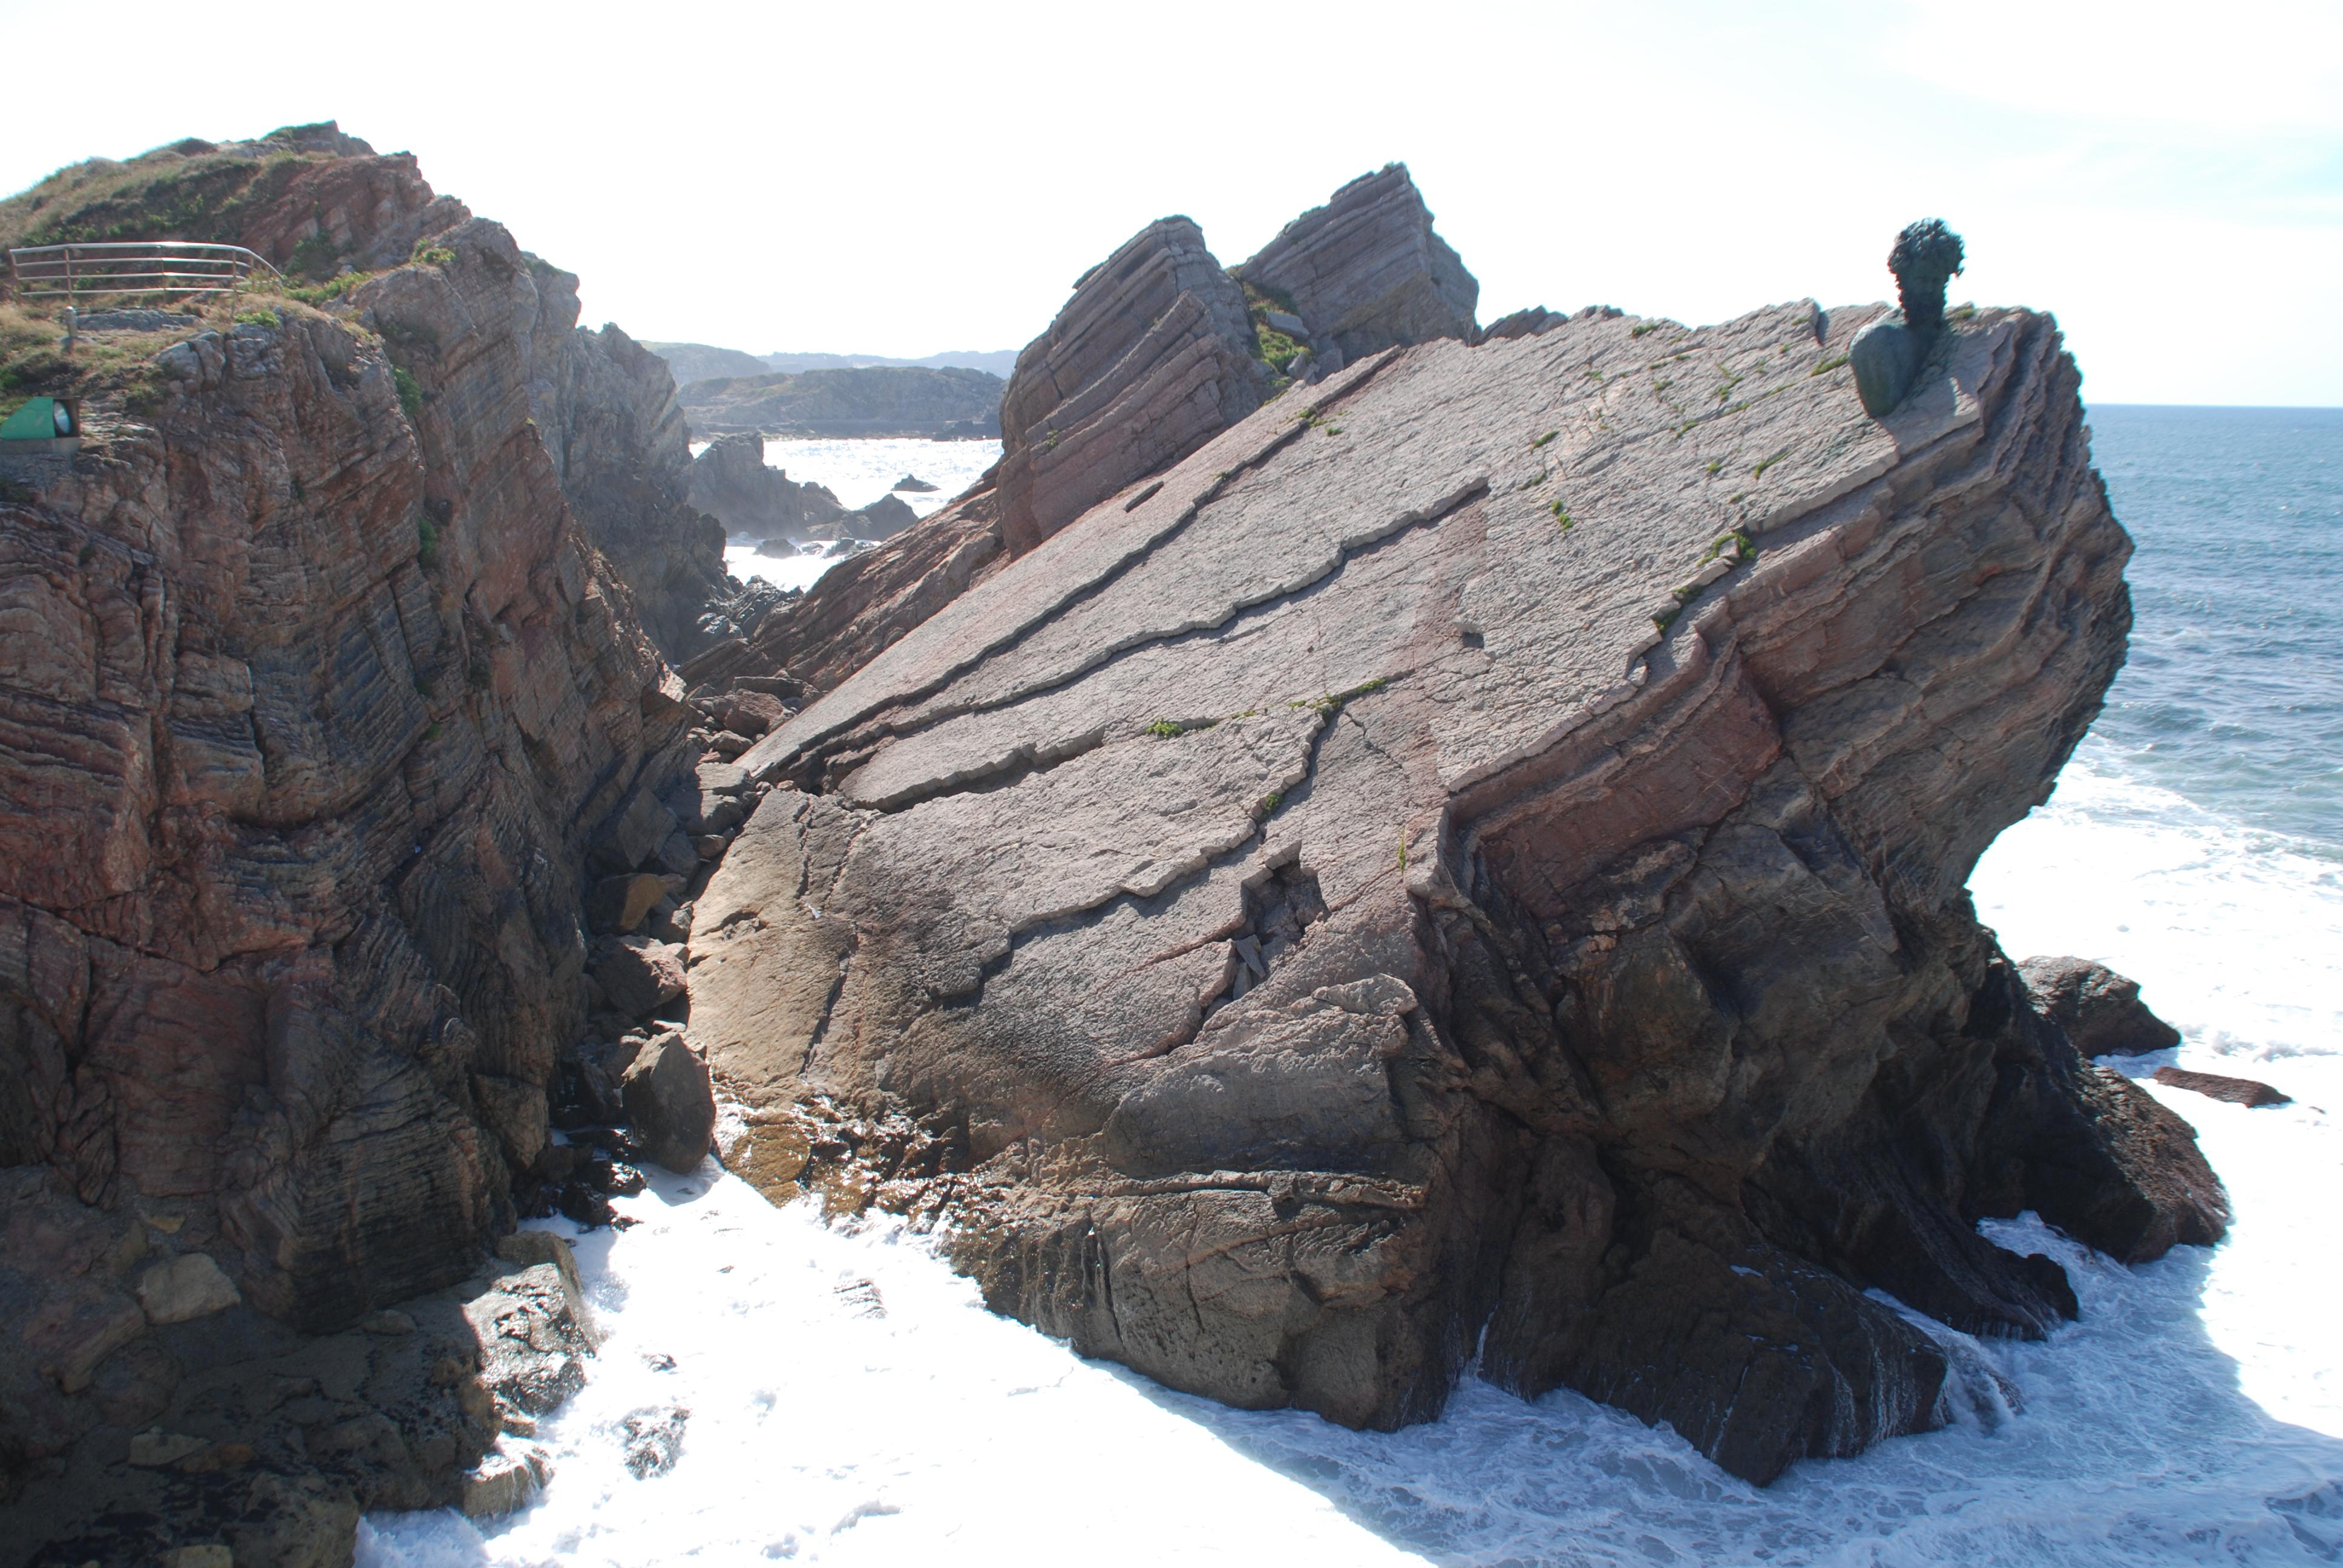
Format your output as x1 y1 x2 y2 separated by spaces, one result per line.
690 299 2223 1485
0 138 718 1553
0 123 467 278
507 255 735 658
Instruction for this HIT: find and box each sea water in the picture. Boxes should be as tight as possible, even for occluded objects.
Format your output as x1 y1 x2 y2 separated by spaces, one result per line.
711 437 1002 595
362 407 2343 1566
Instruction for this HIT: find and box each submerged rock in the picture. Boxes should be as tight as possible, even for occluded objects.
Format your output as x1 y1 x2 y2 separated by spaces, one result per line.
2152 1065 2291 1108
692 295 2226 1486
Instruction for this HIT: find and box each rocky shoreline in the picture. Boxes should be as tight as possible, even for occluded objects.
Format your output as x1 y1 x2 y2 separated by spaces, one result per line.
0 130 2230 1560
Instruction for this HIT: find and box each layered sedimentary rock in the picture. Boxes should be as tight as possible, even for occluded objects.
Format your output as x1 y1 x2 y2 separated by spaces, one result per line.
0 217 693 1514
994 217 1269 556
691 299 2225 1485
1237 164 1478 369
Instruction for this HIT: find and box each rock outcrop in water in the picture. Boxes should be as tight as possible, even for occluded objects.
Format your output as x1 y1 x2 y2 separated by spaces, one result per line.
688 432 850 546
691 295 2225 1485
2019 955 2183 1058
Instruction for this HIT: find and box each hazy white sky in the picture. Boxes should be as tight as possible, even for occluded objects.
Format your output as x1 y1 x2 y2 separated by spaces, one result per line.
3 0 2337 403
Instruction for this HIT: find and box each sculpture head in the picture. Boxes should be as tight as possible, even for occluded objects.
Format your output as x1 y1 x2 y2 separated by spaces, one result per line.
1888 220 1965 338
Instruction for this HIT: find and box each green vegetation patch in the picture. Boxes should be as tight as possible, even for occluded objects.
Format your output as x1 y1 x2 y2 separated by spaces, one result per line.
393 365 424 425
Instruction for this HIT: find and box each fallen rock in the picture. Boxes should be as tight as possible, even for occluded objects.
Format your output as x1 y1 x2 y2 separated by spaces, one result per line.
2020 956 2184 1057
703 295 2224 1486
2152 1065 2292 1108
136 1254 241 1325
588 871 670 935
1236 163 1478 366
620 1031 717 1174
893 472 939 492
720 689 791 737
460 1442 552 1518
593 936 687 1018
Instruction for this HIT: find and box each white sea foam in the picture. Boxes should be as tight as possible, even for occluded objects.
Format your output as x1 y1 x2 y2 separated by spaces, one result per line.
359 766 2343 1567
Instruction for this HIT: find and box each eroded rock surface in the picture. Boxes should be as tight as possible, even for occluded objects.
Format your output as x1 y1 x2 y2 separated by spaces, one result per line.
994 217 1268 556
2019 955 2183 1058
692 299 2226 1484
0 1165 593 1566
1237 163 1478 369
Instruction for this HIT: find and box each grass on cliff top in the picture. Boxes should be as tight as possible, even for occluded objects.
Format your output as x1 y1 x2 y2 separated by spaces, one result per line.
0 131 347 253
0 292 350 424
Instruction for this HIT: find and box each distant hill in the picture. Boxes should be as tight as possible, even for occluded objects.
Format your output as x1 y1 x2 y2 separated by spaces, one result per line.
647 342 1018 384
644 341 770 386
759 348 1020 378
679 364 1003 439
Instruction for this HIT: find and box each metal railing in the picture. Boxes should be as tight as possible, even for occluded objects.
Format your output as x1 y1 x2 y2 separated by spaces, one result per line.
5 241 281 302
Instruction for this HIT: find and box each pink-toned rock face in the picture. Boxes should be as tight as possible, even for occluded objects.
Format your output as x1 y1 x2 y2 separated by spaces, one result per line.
698 301 2224 1484
1236 163 1479 368
994 217 1268 557
0 224 691 1332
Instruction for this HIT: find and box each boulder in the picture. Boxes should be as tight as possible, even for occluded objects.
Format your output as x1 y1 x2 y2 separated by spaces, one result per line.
2020 956 2184 1057
719 690 791 737
460 1443 551 1518
593 937 687 1018
893 473 939 492
702 298 2226 1485
2152 1065 2292 1108
994 217 1269 555
587 872 669 935
1236 164 1478 366
620 1032 717 1174
136 1254 241 1325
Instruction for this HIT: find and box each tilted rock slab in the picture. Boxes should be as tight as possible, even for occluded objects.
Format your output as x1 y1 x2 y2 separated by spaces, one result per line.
994 217 1268 555
690 299 2226 1483
1237 163 1478 369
